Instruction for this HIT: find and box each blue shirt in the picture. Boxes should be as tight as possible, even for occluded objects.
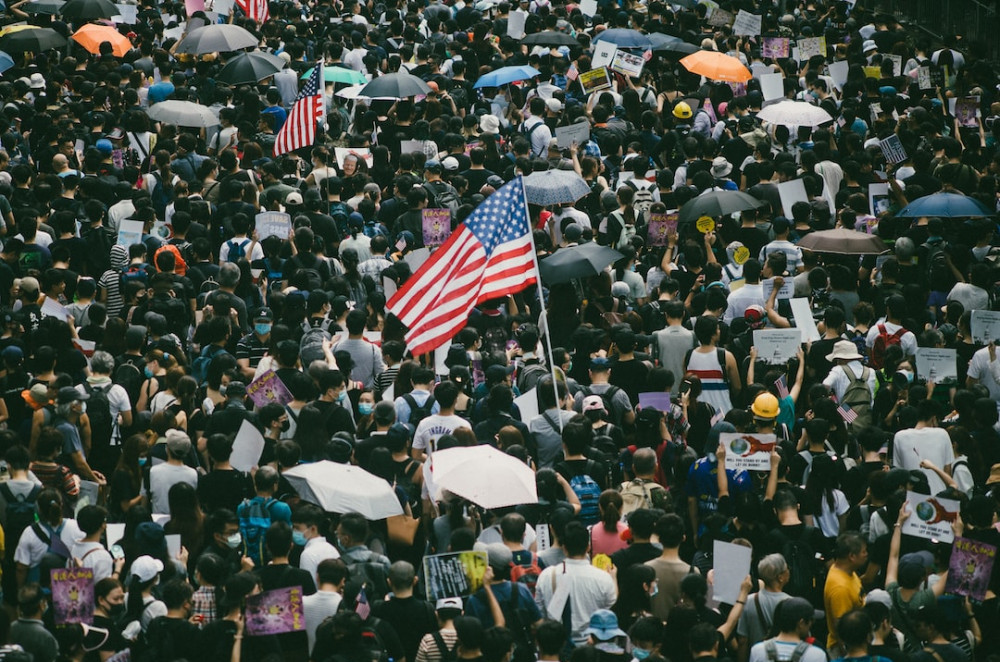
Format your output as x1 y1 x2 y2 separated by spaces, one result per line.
684 457 753 517
466 582 541 628
262 105 288 131
147 82 175 105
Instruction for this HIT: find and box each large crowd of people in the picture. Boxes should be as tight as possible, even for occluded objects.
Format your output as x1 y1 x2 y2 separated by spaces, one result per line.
0 0 995 662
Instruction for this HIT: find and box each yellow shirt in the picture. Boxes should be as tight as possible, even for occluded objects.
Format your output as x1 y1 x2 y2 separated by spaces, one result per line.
823 565 861 648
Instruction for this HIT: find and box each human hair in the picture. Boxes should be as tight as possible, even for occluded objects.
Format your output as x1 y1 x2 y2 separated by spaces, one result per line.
318 558 349 587
387 560 415 590
563 521 590 557
688 623 718 656
834 531 866 559
161 579 194 610
654 514 684 548
837 609 872 649
632 447 657 475
758 553 788 584
598 490 623 532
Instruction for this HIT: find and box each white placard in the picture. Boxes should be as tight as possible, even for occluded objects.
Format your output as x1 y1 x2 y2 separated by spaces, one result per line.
514 387 539 423
152 513 171 526
732 10 761 36
117 219 144 247
41 296 69 322
114 4 138 23
382 275 397 299
759 73 784 101
209 0 234 13
536 523 551 551
334 147 374 169
776 178 809 218
579 0 597 14
403 247 431 270
970 310 1000 344
828 60 849 91
753 329 802 364
762 277 794 301
166 534 182 559
797 36 826 61
255 211 291 240
162 24 186 41
399 139 424 155
382 383 395 403
434 344 449 375
610 50 645 78
868 182 890 217
885 54 902 77
507 10 527 39
713 540 752 604
915 348 957 382
789 298 821 342
592 42 616 69
902 490 959 544
230 419 265 472
555 123 590 149
106 523 126 549
721 432 776 472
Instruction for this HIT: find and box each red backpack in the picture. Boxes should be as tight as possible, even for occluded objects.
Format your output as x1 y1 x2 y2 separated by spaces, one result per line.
869 323 906 369
509 553 543 595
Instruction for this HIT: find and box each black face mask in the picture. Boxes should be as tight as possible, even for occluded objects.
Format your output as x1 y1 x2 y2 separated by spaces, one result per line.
280 419 290 433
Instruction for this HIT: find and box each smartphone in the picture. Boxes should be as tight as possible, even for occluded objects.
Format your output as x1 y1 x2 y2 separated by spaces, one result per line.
111 545 125 561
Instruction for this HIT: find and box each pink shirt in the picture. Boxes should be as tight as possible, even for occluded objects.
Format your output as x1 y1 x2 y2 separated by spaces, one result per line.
589 521 628 556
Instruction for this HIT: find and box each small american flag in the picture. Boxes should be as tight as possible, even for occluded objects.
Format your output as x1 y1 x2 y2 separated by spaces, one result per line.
355 586 371 620
234 0 268 23
837 401 858 424
775 375 789 399
273 62 323 157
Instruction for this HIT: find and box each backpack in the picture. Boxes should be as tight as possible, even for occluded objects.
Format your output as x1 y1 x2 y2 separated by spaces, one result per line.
582 385 623 424
121 263 150 291
82 382 115 459
28 521 71 588
0 483 40 564
225 238 252 262
516 363 549 394
402 393 437 430
237 497 275 567
593 298 624 330
625 180 655 223
564 459 602 526
869 323 906 370
192 344 226 386
113 362 144 410
763 640 811 662
355 620 390 662
619 478 671 516
150 172 173 219
424 180 460 214
345 550 390 601
430 631 458 662
922 240 951 287
299 325 332 368
777 527 821 602
520 119 547 156
509 552 543 596
394 459 423 515
841 366 873 431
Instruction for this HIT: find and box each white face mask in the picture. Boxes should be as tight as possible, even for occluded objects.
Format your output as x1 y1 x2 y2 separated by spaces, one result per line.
226 532 242 549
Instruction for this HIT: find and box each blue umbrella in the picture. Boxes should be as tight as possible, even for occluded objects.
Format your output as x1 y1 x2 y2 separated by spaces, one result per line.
0 52 13 75
896 192 994 218
592 28 653 50
473 65 541 89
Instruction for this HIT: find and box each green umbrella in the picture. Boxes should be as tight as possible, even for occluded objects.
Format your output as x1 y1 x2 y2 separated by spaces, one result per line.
300 65 367 85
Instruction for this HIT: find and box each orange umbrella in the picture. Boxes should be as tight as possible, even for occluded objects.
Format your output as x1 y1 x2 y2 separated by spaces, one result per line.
72 23 131 57
679 50 752 83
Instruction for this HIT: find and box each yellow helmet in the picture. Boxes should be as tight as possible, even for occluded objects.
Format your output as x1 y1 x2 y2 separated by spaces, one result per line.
751 392 780 419
672 101 693 120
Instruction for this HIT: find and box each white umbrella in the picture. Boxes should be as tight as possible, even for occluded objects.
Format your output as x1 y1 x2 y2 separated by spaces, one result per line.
756 100 833 127
146 100 219 128
523 169 591 206
432 445 537 509
283 461 403 520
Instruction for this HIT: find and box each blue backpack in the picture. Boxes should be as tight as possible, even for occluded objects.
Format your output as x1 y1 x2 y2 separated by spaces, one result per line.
238 497 275 567
191 344 226 386
567 460 602 526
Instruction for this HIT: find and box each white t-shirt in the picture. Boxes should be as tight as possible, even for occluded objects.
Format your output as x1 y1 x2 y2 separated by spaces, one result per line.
147 463 198 515
892 427 955 495
822 362 877 404
966 346 1000 400
749 640 827 662
412 414 472 453
815 489 849 538
865 321 917 358
304 590 343 653
299 536 341 587
219 238 265 263
72 540 114 581
14 519 82 569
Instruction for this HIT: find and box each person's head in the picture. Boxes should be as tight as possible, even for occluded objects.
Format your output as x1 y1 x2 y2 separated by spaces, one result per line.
654 513 684 549
207 508 240 550
499 513 527 545
758 553 789 588
837 609 873 651
535 620 568 658
562 521 590 557
161 579 194 615
912 603 945 641
317 558 348 590
834 531 868 571
95 577 124 617
387 560 416 593
17 584 46 618
77 505 108 538
774 597 816 638
291 503 325 543
335 512 368 549
688 622 720 658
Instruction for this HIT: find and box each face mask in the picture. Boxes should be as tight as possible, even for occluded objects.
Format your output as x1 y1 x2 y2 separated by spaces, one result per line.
143 367 154 378
337 390 348 404
566 361 573 372
107 603 126 620
280 419 290 432
220 385 228 397
632 648 651 661
78 402 87 414
649 583 659 598
292 530 308 547
225 532 242 549
138 457 148 467
358 402 374 416
255 323 272 336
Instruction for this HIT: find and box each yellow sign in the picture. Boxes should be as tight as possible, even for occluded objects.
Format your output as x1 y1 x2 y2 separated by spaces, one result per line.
733 246 750 265
592 553 613 572
696 216 716 233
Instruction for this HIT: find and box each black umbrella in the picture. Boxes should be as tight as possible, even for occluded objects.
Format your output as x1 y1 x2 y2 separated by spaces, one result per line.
216 50 285 85
0 27 67 52
677 191 765 224
24 0 65 15
60 0 118 20
359 72 431 99
648 33 699 55
174 24 258 54
539 243 623 284
521 31 579 47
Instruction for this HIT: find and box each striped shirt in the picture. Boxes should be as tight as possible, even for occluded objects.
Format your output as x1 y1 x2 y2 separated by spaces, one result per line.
98 268 124 318
236 333 269 371
415 629 458 662
685 348 732 413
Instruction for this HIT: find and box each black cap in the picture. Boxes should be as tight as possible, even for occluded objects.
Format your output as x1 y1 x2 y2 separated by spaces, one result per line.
254 307 274 322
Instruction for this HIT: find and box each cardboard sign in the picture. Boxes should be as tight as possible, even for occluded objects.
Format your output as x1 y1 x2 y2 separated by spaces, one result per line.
423 551 489 601
51 568 94 625
592 42 616 69
506 9 527 39
646 212 677 247
945 537 996 601
915 348 957 382
759 72 784 101
879 134 907 165
579 68 612 95
713 540 752 604
555 123 590 149
753 329 802 364
902 491 959 543
579 0 597 16
245 586 305 635
422 208 452 248
721 432 776 471
797 36 826 61
247 370 293 408
869 182 890 217
334 147 373 169
230 419 266 473
732 10 761 36
256 211 292 240
762 277 794 301
117 219 144 247
707 8 733 26
733 246 750 265
776 178 809 218
864 66 882 79
695 216 715 233
638 392 671 412
970 310 1000 344
761 38 790 59
789 298 821 342
610 50 645 78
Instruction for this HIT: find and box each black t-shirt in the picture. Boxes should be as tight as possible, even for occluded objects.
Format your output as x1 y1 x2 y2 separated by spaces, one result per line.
609 541 661 575
83 614 124 662
734 226 769 259
608 357 649 405
197 469 252 514
370 596 438 662
143 616 203 662
554 458 608 490
312 400 355 438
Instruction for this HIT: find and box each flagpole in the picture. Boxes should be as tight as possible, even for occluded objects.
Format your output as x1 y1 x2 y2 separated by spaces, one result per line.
519 175 564 433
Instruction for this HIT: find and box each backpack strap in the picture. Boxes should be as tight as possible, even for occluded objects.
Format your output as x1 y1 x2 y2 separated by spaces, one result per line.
31 522 51 546
0 482 15 502
431 631 453 661
790 641 811 662
753 593 771 635
716 347 728 384
764 640 778 662
922 650 946 662
541 411 561 433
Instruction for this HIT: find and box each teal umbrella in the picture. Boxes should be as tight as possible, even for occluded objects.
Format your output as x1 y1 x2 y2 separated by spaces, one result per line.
300 65 367 85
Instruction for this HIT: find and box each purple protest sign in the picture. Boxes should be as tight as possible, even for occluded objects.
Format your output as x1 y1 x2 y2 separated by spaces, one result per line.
638 392 671 412
646 212 678 247
51 568 95 625
761 37 790 58
247 370 293 408
422 209 452 248
945 537 996 601
245 586 305 636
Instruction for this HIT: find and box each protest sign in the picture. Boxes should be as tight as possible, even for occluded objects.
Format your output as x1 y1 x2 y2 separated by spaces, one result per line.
721 433 776 471
646 212 677 247
827 60 849 90
76 480 100 515
945 538 996 601
51 568 94 625
423 551 489 601
885 54 902 76
245 586 305 636
106 523 125 549
611 50 645 78
592 42 616 69
732 10 761 35
114 4 138 22
555 123 590 149
970 310 1000 344
399 139 426 155
536 524 551 552
210 0 234 13
230 419 266 473
334 147 373 168
915 348 957 382
247 370 293 408
759 73 784 101
514 388 539 424
954 96 980 128
166 534 181 560
879 134 907 165
422 209 452 248
579 0 597 16
404 247 431 271
580 68 612 94
762 277 794 301
707 8 733 26
797 37 826 60
761 37 790 58
776 178 808 218
713 541 752 604
506 10 526 38
789 298 821 342
638 392 671 412
753 329 802 364
868 183 890 217
902 491 959 543
117 219 143 247
185 0 204 15
917 66 933 90
41 296 69 322
256 211 292 240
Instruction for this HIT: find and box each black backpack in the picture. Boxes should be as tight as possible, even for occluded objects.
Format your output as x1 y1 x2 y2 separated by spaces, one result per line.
402 393 436 430
113 362 143 410
83 382 115 456
0 483 40 564
582 385 623 424
778 527 822 603
345 551 389 601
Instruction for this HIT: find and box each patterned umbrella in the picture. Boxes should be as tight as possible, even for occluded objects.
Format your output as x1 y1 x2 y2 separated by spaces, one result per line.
523 169 590 206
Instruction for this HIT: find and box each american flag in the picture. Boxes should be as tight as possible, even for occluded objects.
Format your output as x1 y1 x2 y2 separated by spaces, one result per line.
775 375 789 399
837 401 858 424
387 177 536 356
355 586 371 620
234 0 268 23
273 62 323 157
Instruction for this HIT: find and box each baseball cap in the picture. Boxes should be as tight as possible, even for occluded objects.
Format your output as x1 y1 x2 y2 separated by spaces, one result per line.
254 307 274 321
425 159 442 173
442 156 460 171
545 98 564 113
582 394 605 413
57 386 88 405
165 429 192 456
1 345 23 363
485 364 515 381
285 191 304 206
435 597 463 611
744 304 766 329
96 139 113 154
590 357 611 371
130 555 164 582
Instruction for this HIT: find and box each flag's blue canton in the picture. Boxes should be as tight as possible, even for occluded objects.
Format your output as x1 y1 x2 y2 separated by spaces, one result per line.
463 179 529 255
299 64 322 100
